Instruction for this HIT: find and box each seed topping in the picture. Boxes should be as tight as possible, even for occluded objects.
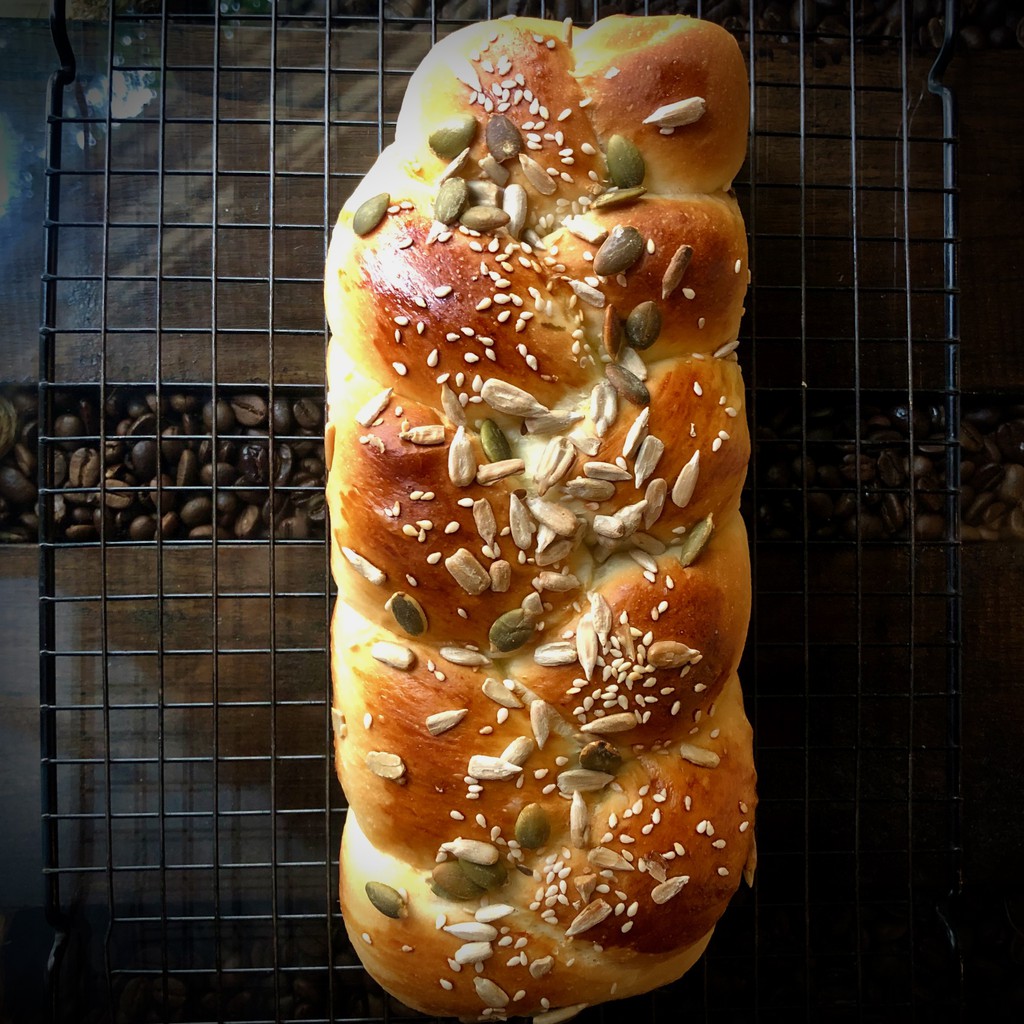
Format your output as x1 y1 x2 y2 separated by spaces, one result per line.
352 192 390 236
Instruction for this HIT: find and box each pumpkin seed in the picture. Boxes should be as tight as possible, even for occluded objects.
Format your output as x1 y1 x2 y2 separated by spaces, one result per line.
579 739 622 774
590 185 647 210
430 860 485 901
515 803 550 849
352 192 390 236
677 514 714 566
486 114 522 162
365 880 407 919
605 363 651 407
435 177 469 225
489 608 533 652
593 225 644 277
606 134 645 189
460 857 508 891
429 114 478 159
460 205 511 233
387 591 427 636
480 418 513 462
626 300 662 350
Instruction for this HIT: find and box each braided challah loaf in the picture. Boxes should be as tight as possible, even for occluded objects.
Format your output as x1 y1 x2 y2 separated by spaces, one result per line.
325 14 756 1020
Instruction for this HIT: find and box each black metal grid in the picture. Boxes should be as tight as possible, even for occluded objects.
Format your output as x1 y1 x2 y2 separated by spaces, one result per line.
38 1 961 1021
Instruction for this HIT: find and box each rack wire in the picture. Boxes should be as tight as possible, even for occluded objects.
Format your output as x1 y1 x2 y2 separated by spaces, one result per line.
39 1 961 1020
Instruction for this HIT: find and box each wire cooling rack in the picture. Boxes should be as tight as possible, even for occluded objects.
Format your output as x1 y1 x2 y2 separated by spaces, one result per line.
38 1 961 1020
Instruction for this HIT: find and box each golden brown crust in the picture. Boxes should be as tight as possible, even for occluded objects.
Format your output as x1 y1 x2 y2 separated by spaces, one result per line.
325 13 755 1021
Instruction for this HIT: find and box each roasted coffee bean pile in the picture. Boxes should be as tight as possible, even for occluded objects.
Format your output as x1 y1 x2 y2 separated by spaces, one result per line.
0 386 327 544
750 396 953 543
4 387 1022 545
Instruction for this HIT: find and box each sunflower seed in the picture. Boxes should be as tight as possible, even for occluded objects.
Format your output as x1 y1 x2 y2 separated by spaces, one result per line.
593 225 644 277
579 739 622 775
603 305 625 359
474 977 509 1010
482 677 523 709
441 646 491 667
502 182 527 239
520 590 543 622
399 423 445 445
460 205 511 232
589 592 612 642
625 300 662 350
486 114 522 162
606 364 650 407
518 152 557 195
679 742 721 769
445 921 499 942
575 616 599 680
535 536 576 566
585 462 630 481
467 179 502 206
592 515 625 540
568 278 606 308
429 114 478 159
651 875 691 904
590 185 646 210
588 847 634 872
468 754 523 781
590 380 617 437
489 560 511 593
387 592 427 636
529 956 554 979
477 458 524 485
634 435 665 487
568 432 602 457
525 409 585 435
563 214 607 245
438 146 471 185
533 641 578 666
473 498 497 546
662 243 693 298
535 436 576 495
622 407 650 459
509 493 535 549
441 383 466 427
500 735 535 766
515 803 551 849
435 177 469 225
643 478 667 528
365 881 407 919
647 640 700 668
331 707 345 739
557 769 614 795
481 378 549 418
632 532 666 556
579 712 637 734
366 750 405 781
564 899 612 938
570 789 590 849
352 192 390 236
744 836 758 888
671 449 700 507
481 153 510 186
341 547 385 585
618 345 648 381
574 875 599 903
371 641 415 670
448 425 477 487
444 548 491 596
535 571 580 593
426 708 469 736
431 861 484 901
564 477 615 501
643 96 706 128
355 387 393 426
441 838 499 865
475 903 515 923
489 608 533 652
526 496 577 536
677 514 714 566
530 699 558 750
455 941 494 965
479 418 513 462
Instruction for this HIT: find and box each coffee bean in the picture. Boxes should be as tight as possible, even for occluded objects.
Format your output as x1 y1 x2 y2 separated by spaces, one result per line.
129 515 157 541
881 493 907 535
272 398 294 434
292 398 322 430
230 394 268 428
203 399 236 434
68 447 101 489
180 495 213 528
200 461 236 487
176 449 199 487
999 463 1024 503
234 504 262 539
0 466 37 505
53 413 85 450
129 439 159 480
915 513 946 541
